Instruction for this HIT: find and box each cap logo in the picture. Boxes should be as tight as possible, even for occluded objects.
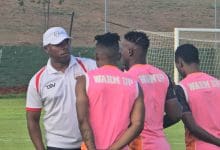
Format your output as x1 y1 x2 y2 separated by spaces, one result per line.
54 31 61 37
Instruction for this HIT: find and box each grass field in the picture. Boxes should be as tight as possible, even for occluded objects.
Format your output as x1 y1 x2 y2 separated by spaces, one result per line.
0 96 33 150
0 96 185 150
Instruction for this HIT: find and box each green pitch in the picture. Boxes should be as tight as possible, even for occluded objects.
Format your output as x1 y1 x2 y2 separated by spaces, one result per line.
0 97 33 150
165 120 185 150
0 97 185 150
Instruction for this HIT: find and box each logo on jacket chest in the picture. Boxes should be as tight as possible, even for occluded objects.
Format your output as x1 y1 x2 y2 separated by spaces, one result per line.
46 82 56 89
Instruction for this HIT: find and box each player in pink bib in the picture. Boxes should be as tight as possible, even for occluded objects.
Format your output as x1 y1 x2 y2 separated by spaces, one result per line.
175 44 220 150
75 32 145 150
120 31 182 150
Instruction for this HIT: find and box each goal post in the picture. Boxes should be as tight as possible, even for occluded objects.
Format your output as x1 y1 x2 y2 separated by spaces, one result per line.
174 28 220 83
138 28 220 84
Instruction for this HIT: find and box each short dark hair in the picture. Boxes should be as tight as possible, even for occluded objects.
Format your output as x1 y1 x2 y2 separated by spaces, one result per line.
124 31 150 52
94 32 120 52
175 44 200 64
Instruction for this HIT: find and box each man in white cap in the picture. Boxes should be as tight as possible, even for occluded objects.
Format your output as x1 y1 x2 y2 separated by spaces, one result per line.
26 27 97 150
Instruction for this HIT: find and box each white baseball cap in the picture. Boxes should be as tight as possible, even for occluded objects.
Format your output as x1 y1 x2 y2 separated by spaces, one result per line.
43 27 71 46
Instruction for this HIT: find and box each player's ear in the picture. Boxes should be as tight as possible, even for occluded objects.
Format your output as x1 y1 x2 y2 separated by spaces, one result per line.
128 48 134 56
179 58 184 68
43 45 49 54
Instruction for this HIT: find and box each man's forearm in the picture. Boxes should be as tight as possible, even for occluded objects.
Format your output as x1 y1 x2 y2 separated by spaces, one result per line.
109 122 143 149
189 125 220 147
80 122 96 150
27 121 45 150
183 113 220 147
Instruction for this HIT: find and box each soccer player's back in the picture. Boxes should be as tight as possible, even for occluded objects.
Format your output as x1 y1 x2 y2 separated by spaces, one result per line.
121 31 182 150
179 72 220 150
175 44 220 150
86 65 140 149
127 64 170 149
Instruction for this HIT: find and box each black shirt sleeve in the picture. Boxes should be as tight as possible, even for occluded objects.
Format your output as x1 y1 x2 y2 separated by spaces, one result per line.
165 75 176 100
175 85 191 113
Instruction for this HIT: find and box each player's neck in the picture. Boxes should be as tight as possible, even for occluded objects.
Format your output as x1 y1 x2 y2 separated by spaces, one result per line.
186 64 201 75
51 61 70 73
129 58 146 67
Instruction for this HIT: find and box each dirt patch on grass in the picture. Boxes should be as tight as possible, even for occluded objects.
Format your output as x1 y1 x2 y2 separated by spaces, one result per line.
0 86 27 95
